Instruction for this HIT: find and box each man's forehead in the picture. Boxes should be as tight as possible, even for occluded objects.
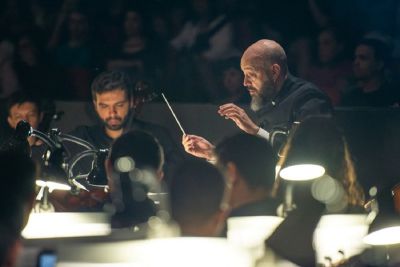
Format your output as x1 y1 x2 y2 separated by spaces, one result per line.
95 89 129 103
241 53 265 70
10 102 38 114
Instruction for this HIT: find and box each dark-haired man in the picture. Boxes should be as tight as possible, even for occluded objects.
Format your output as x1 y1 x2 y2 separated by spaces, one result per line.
70 70 182 182
1 91 43 147
170 158 228 237
214 133 280 216
340 38 399 106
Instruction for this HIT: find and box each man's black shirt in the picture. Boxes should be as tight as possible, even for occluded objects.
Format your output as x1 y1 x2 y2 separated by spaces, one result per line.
68 118 183 182
256 74 332 132
255 74 332 152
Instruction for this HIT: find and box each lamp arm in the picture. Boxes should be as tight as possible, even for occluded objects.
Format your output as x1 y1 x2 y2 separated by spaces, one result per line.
30 129 59 149
59 134 96 150
68 149 98 179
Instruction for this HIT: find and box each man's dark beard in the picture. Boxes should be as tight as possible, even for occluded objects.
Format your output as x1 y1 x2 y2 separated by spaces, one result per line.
102 111 131 131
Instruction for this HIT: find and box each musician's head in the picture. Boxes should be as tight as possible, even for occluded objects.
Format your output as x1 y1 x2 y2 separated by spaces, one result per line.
106 130 164 189
215 133 277 209
6 91 43 146
91 70 134 133
169 158 228 237
105 130 164 227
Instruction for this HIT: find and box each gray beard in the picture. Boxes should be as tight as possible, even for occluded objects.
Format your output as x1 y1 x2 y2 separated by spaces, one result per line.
250 94 264 111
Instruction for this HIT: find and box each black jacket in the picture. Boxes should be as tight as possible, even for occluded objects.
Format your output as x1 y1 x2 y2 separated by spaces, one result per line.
68 118 183 182
256 74 332 152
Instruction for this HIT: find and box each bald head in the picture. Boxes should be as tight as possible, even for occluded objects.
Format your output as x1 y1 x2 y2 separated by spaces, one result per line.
241 39 288 76
241 40 288 110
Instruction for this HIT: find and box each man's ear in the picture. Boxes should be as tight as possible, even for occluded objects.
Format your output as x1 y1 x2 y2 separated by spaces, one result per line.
271 63 281 83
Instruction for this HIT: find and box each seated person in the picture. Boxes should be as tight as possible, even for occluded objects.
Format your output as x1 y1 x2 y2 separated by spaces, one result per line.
267 116 365 266
0 150 36 267
69 70 182 183
105 130 164 228
2 91 44 154
169 158 228 237
340 38 399 107
61 70 181 212
214 133 280 217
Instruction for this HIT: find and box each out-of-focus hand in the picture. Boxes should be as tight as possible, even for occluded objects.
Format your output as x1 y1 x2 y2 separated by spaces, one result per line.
182 134 215 160
218 103 259 135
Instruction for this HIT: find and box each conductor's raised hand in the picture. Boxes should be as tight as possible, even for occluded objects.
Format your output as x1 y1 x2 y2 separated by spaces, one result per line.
182 134 215 160
218 103 259 135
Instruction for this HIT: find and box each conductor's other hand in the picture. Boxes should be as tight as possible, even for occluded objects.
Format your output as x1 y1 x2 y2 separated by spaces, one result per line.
182 134 215 161
218 103 259 135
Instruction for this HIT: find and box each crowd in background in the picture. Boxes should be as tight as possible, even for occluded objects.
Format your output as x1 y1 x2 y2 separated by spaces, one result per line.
1 0 400 105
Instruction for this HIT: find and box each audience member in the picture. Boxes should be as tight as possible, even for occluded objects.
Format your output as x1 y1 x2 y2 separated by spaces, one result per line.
169 158 228 237
0 40 19 98
14 32 66 99
48 6 98 100
170 0 238 61
215 57 250 105
168 0 239 102
306 27 352 105
340 38 399 107
106 8 162 89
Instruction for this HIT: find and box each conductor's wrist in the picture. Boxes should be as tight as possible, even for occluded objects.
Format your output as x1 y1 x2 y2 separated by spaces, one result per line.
249 124 260 135
205 149 216 163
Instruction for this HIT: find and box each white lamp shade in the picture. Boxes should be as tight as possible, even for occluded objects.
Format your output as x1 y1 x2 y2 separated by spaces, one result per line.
279 164 325 181
314 214 370 265
227 216 284 259
363 226 400 246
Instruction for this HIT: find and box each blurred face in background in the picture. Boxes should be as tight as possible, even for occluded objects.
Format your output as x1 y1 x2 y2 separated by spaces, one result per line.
8 102 41 130
353 44 382 81
124 11 143 37
318 30 342 64
68 12 88 40
223 67 243 94
8 102 42 145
